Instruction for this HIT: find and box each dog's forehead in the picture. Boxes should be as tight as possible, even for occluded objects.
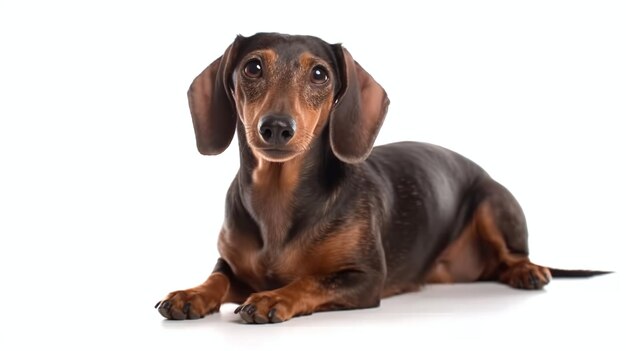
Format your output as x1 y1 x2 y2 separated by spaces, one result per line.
238 33 336 64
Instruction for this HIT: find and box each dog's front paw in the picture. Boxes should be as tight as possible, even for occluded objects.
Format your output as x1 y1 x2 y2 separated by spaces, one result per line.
235 291 302 324
155 287 221 320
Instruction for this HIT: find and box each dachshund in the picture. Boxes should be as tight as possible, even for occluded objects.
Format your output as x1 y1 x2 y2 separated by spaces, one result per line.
155 32 608 324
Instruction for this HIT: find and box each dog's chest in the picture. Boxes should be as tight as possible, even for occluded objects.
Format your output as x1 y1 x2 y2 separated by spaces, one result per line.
249 164 300 236
219 234 309 291
219 218 363 291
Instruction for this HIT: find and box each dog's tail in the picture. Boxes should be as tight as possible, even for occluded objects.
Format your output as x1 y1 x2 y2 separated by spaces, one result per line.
548 268 613 278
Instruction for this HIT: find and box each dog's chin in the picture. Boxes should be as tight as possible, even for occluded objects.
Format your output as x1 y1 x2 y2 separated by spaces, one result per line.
255 148 300 163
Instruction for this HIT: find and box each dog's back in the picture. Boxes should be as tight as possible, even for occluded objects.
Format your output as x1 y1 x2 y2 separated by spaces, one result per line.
364 142 487 293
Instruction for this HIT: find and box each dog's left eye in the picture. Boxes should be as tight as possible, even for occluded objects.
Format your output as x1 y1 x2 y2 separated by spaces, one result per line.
311 66 328 84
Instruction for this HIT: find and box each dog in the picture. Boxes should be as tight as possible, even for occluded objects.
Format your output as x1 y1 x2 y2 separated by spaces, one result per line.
155 33 608 323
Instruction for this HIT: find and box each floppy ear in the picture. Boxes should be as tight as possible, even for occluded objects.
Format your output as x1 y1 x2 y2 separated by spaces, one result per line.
329 46 390 163
187 37 242 155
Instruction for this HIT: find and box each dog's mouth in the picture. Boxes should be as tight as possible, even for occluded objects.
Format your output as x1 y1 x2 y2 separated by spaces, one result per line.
256 147 299 162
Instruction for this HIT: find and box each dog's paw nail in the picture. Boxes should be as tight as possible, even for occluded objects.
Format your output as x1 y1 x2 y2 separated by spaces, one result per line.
268 308 283 323
154 301 162 309
183 302 191 315
243 304 256 315
234 305 243 314
528 272 538 288
544 272 552 283
157 300 173 319
238 305 255 323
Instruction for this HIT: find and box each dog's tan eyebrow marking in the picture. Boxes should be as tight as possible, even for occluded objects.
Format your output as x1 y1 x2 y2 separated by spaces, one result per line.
298 52 332 72
298 52 315 66
240 49 278 70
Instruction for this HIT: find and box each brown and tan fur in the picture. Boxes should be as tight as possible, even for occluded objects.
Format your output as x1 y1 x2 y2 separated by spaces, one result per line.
156 33 608 324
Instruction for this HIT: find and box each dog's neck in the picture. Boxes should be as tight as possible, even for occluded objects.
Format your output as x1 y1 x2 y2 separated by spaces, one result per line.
235 120 347 247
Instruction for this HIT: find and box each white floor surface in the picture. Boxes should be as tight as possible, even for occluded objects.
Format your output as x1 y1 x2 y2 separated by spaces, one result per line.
3 273 621 350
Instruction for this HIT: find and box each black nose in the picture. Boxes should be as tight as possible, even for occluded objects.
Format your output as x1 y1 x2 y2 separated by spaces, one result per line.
258 116 296 146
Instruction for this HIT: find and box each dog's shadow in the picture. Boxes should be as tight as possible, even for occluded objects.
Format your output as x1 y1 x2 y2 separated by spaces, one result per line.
159 282 544 329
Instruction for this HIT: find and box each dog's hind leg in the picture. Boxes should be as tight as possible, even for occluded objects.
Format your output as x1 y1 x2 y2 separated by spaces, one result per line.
473 180 552 289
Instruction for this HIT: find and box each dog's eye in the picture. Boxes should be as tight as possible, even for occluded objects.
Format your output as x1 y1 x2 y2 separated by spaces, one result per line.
311 66 328 84
243 59 262 78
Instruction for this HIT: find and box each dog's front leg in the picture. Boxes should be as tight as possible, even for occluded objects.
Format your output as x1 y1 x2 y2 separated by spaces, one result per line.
156 258 249 320
235 269 383 324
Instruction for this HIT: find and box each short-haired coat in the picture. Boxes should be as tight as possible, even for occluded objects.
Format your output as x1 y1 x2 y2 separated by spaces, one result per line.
156 33 607 324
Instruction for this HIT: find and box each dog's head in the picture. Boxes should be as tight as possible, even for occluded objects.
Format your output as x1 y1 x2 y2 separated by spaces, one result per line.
188 33 389 163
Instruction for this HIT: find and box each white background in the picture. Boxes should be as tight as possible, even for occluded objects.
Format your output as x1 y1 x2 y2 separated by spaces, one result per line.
1 0 624 350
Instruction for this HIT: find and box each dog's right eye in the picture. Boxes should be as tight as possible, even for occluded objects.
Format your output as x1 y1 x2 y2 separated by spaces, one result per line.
243 59 262 78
